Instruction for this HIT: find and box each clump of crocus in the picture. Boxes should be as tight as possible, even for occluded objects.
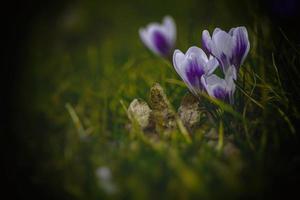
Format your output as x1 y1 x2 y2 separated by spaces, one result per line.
173 26 249 104
139 16 176 58
202 26 250 73
139 17 250 104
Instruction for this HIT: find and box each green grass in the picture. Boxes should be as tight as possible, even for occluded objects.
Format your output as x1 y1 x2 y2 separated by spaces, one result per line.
17 0 299 199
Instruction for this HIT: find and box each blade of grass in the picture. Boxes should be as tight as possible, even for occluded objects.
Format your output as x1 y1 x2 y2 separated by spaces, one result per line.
217 121 224 151
271 53 284 91
199 92 245 122
65 103 86 138
235 83 264 109
165 78 186 87
277 107 296 135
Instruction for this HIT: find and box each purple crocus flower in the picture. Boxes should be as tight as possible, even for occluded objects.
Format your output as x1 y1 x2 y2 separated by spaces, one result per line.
201 66 237 104
202 26 250 73
173 46 219 96
139 16 176 58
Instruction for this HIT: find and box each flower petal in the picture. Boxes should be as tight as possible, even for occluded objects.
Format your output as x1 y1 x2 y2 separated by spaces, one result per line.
201 73 235 103
186 46 208 61
213 31 234 59
152 30 171 56
139 25 163 56
211 30 235 72
185 47 210 88
225 65 237 103
225 65 237 81
173 49 187 80
212 27 222 37
162 16 176 46
213 87 228 100
139 28 151 50
201 74 225 97
173 49 199 95
231 26 250 68
229 27 236 36
202 30 212 54
185 58 205 88
206 55 219 75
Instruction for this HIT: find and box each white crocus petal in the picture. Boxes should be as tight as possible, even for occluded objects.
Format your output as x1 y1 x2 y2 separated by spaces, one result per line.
202 30 212 53
211 30 235 72
173 49 199 95
173 49 188 81
213 31 234 57
162 16 176 46
139 28 153 52
185 46 208 63
206 55 219 75
229 27 236 36
141 24 167 56
225 65 237 104
173 48 201 95
185 46 218 75
139 26 160 55
225 65 237 81
212 27 222 37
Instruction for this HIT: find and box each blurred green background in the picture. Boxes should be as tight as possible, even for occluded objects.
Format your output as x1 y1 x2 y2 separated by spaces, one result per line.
7 0 300 199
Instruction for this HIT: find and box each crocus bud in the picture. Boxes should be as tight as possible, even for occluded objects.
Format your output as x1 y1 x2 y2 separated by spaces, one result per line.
172 46 219 96
202 26 250 73
139 16 176 58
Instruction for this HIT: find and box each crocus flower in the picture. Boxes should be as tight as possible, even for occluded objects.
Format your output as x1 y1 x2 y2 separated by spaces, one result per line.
201 65 237 104
173 46 219 96
139 16 176 58
202 26 250 73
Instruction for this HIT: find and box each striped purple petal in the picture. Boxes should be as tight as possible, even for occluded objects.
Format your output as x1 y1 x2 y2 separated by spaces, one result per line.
186 59 205 87
202 30 212 55
152 30 170 57
213 87 230 102
231 27 250 69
